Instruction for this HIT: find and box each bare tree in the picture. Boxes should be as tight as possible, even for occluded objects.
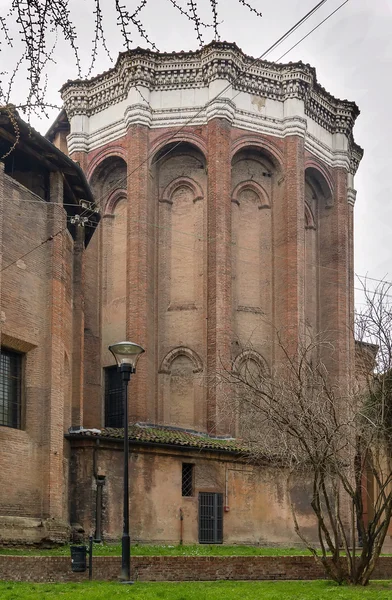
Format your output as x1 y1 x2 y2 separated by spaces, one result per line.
0 0 263 116
223 288 392 585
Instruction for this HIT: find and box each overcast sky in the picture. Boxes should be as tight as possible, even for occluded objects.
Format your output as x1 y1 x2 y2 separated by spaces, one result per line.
2 0 390 299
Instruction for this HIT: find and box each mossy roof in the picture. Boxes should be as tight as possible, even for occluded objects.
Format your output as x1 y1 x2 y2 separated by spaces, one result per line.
68 424 248 454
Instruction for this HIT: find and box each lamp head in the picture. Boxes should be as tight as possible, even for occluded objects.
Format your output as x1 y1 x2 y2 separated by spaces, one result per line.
108 341 145 373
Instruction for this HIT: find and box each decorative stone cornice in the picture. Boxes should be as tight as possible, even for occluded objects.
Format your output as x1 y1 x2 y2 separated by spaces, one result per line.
61 41 360 139
349 142 364 175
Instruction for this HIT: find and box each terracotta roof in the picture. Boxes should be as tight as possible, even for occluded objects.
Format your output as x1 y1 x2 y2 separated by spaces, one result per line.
67 424 248 453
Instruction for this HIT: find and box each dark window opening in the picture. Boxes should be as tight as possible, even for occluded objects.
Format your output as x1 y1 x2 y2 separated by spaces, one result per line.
182 463 194 497
2 147 50 201
199 492 223 544
104 366 123 427
0 348 22 429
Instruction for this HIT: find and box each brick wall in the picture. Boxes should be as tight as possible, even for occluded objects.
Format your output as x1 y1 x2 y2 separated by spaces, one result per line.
0 169 74 543
1 555 392 583
72 120 355 548
81 123 353 435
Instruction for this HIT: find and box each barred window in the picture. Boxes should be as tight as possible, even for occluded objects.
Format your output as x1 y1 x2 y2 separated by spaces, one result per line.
0 348 22 429
182 463 194 497
104 366 123 427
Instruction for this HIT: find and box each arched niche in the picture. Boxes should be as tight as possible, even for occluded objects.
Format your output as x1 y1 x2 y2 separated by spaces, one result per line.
231 136 284 175
232 349 268 436
305 164 334 207
89 155 127 213
159 346 203 375
305 202 316 230
231 180 270 209
160 177 204 205
304 166 334 337
231 147 275 358
88 155 128 369
232 349 269 377
105 188 128 216
159 347 204 430
152 141 207 432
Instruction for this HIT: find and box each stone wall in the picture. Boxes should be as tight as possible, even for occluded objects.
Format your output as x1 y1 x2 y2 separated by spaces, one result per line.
69 438 318 546
1 555 392 582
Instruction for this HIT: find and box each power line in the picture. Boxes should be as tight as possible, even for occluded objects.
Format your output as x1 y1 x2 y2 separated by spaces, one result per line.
1 227 66 272
91 0 336 209
1 1 348 274
81 216 392 297
275 0 350 62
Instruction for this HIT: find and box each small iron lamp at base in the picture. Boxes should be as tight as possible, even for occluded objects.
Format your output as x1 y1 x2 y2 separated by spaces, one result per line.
108 341 145 584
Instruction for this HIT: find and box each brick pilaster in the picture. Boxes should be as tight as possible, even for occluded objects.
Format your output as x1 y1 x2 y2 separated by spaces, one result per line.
0 163 4 347
71 225 85 426
206 118 232 435
69 151 88 173
126 125 153 422
44 202 67 519
275 135 305 355
320 168 351 383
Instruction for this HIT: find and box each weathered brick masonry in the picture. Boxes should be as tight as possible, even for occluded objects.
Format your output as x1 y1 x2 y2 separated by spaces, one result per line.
0 41 368 548
55 39 365 543
1 555 392 583
0 110 99 544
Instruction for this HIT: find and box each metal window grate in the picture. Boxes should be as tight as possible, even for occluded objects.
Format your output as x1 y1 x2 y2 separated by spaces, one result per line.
0 348 22 429
199 492 223 544
182 463 194 497
104 366 123 427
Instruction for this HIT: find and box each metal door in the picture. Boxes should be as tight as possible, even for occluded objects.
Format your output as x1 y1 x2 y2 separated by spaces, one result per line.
198 492 223 544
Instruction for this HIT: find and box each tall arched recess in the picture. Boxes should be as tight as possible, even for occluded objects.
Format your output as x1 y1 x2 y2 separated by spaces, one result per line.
159 347 204 429
231 147 275 364
85 155 127 427
304 166 333 341
232 349 268 437
151 142 208 431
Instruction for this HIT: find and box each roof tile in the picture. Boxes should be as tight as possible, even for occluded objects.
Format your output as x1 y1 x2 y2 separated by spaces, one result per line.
70 424 248 453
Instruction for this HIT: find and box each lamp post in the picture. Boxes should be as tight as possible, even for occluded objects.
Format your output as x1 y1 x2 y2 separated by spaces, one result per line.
108 341 145 584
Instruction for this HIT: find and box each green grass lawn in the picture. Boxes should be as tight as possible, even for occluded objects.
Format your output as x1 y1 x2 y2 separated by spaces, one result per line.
0 543 313 557
1 581 392 599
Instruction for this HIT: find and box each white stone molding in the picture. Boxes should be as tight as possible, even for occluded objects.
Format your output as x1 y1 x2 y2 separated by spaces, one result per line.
62 42 360 138
281 116 307 138
62 42 363 173
206 98 236 124
67 107 360 174
124 104 153 128
67 132 89 154
347 188 357 207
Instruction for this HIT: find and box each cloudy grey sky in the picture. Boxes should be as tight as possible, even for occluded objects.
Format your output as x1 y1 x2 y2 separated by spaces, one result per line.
2 0 390 297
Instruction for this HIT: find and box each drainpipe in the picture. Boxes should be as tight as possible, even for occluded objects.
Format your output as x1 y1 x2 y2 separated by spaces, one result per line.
224 467 230 512
179 508 184 545
93 439 105 542
95 476 105 542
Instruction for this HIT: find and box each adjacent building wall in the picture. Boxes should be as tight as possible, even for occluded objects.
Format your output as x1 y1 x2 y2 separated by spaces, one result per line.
0 168 73 544
69 438 318 546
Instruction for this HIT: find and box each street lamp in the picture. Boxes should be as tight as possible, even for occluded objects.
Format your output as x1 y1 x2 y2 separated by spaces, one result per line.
108 341 145 584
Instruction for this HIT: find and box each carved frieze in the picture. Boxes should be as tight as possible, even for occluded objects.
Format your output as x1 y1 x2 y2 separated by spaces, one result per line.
61 42 360 139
